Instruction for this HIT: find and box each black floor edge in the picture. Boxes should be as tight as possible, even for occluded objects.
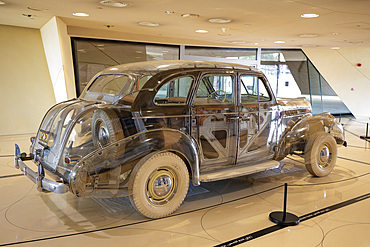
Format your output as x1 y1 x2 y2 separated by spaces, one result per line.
214 192 370 247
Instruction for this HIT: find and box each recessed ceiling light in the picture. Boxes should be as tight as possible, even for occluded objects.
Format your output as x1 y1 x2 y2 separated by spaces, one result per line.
139 22 159 27
301 13 319 18
27 7 49 11
254 43 259 45
96 44 105 47
165 11 174 15
0 1 6 5
99 1 129 7
331 47 340 50
332 32 339 35
209 18 231 24
231 41 246 44
299 34 318 38
73 12 89 17
182 13 199 18
274 41 285 44
196 29 208 33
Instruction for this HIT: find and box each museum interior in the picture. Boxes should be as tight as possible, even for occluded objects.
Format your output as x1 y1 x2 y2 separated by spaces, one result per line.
0 0 370 246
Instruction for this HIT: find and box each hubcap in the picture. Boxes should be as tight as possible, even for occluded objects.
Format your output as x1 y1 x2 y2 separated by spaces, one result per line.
96 121 110 147
318 144 332 169
147 168 177 205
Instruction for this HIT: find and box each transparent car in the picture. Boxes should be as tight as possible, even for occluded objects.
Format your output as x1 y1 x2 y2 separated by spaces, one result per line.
15 60 346 218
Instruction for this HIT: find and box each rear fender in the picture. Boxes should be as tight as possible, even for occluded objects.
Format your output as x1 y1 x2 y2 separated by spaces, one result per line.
69 128 200 197
275 113 344 160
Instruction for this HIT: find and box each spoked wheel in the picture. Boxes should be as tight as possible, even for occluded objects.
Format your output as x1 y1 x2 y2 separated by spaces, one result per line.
128 152 189 219
304 132 337 177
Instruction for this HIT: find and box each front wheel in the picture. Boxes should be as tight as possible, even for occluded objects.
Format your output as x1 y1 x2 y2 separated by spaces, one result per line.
128 152 189 218
304 132 337 177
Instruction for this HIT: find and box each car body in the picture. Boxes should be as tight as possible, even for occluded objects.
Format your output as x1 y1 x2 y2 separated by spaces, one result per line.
15 60 346 218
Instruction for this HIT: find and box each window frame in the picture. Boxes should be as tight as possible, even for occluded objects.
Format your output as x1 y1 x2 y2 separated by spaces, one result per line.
192 72 237 106
153 74 195 106
239 74 273 104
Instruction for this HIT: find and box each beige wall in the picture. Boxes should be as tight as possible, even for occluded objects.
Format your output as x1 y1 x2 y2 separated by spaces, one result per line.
0 25 55 135
303 48 370 119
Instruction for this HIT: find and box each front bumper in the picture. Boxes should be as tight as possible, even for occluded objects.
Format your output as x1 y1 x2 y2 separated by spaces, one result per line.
14 144 69 194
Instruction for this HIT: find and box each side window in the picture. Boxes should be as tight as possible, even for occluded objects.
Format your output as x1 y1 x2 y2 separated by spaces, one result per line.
240 76 271 103
194 74 234 105
154 76 193 104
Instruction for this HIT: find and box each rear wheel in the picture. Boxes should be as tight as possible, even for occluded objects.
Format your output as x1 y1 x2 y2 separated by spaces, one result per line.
304 132 337 177
128 152 189 219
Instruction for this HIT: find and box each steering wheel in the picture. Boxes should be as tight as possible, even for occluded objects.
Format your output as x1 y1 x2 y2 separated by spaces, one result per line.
206 90 227 102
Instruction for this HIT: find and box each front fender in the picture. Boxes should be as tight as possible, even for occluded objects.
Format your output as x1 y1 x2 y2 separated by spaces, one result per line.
275 113 345 160
69 128 200 197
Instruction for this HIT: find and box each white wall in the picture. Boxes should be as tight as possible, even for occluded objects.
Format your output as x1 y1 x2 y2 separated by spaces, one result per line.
0 25 55 135
303 48 370 119
40 17 76 103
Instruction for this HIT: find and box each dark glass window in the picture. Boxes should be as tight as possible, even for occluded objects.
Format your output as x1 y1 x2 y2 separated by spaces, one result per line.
72 38 179 96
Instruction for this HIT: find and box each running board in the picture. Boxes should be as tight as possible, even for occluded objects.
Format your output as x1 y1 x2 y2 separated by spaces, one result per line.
199 160 280 182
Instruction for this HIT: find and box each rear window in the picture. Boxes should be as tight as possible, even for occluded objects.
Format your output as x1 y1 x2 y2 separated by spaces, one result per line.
88 74 131 96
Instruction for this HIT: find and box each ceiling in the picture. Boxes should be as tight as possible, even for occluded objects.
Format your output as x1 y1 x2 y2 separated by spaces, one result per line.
0 0 369 48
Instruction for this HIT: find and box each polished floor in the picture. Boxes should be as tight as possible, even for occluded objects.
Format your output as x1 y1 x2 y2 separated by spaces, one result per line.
0 117 369 247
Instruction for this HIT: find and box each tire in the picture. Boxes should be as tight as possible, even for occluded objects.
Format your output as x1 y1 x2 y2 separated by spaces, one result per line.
304 132 337 177
92 110 124 148
128 152 189 219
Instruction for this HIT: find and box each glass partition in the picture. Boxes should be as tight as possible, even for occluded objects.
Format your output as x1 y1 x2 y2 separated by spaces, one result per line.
185 46 257 60
260 49 351 115
72 38 179 95
71 39 351 115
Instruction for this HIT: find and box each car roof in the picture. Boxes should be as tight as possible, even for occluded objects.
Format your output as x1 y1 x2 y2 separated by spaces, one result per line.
97 60 261 75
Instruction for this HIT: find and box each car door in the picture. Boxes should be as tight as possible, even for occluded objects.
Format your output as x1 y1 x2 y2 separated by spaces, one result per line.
190 72 238 171
237 74 277 164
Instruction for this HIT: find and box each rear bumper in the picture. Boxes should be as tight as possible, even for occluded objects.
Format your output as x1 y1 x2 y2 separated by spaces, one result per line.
14 144 69 194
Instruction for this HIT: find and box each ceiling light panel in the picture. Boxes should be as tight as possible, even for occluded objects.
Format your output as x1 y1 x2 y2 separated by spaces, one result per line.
139 22 159 27
196 29 208 33
301 13 319 18
299 34 318 38
99 1 129 7
0 1 6 5
182 13 199 18
73 12 89 17
209 18 231 24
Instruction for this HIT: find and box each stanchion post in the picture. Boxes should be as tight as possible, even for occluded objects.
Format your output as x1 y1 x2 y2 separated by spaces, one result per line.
269 183 300 226
360 123 370 140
